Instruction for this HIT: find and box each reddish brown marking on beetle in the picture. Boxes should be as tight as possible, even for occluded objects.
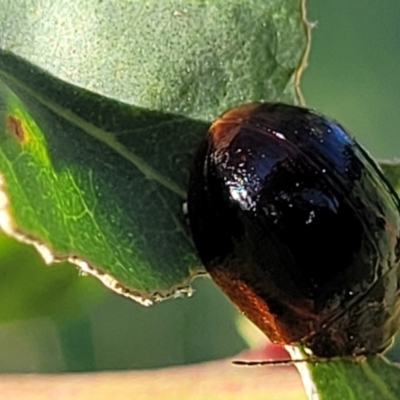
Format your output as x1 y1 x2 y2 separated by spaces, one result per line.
210 265 318 346
220 102 261 121
5 115 25 143
210 103 261 150
210 267 286 344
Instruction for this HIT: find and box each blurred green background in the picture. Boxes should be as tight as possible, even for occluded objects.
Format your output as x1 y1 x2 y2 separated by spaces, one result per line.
1 0 400 373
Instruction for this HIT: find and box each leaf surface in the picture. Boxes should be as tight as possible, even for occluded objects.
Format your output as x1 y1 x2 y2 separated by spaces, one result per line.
304 355 400 400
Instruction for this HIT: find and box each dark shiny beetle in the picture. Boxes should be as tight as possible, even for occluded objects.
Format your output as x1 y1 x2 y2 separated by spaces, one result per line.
188 102 400 358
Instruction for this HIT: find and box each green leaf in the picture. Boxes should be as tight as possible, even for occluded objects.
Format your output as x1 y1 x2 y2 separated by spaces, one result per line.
378 160 400 196
303 356 400 400
0 0 307 120
0 0 308 303
0 52 204 303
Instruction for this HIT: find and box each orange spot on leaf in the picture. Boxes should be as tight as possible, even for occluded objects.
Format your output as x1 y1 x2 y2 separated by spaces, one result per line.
5 115 25 143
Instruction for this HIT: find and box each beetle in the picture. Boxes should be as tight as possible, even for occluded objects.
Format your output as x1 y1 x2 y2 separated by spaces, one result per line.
187 102 400 358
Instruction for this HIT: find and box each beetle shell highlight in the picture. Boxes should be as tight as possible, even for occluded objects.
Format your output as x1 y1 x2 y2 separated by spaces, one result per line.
188 102 400 358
